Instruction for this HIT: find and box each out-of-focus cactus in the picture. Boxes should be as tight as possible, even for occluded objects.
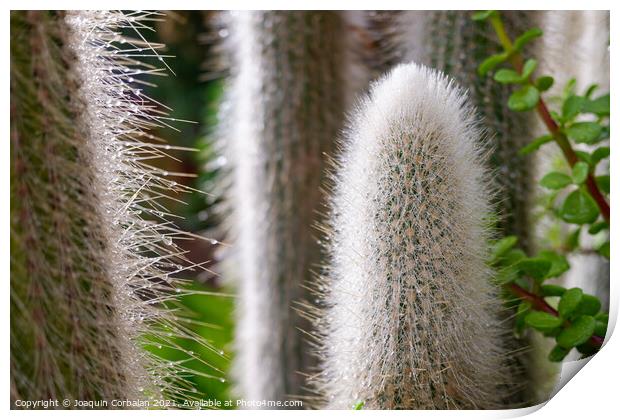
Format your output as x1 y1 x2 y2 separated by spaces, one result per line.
310 63 521 409
10 10 217 405
218 11 348 404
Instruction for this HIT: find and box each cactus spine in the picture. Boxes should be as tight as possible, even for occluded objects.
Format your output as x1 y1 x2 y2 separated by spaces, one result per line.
312 63 520 409
220 11 348 403
11 10 215 404
11 11 131 402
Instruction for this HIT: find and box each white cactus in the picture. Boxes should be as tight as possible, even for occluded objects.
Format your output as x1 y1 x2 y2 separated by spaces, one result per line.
218 11 349 403
311 63 521 409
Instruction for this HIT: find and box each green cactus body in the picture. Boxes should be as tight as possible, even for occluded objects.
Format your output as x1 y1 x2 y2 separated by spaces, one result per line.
11 10 217 405
313 63 520 409
221 11 347 403
10 11 132 402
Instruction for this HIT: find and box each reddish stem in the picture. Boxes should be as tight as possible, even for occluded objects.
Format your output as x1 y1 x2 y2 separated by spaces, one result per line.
494 16 610 224
507 283 604 348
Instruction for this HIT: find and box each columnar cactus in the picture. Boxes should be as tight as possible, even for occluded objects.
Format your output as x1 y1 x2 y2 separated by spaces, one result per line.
11 10 215 404
11 11 131 402
311 63 520 409
362 11 538 252
428 11 540 252
220 11 348 403
359 11 553 404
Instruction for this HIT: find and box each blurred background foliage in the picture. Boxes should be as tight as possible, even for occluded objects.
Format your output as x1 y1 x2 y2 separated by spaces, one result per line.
138 11 233 405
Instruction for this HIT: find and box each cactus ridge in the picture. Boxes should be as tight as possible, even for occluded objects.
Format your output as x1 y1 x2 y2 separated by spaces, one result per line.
309 63 523 409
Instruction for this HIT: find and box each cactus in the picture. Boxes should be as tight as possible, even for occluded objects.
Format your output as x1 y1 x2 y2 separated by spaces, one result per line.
361 11 538 252
310 63 521 409
429 11 540 252
359 11 559 404
11 10 216 405
218 11 348 403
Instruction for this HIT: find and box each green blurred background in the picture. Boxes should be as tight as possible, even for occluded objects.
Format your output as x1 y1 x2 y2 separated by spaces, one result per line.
139 11 234 406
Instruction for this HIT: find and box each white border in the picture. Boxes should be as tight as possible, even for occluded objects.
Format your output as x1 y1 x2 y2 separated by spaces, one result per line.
3 2 617 418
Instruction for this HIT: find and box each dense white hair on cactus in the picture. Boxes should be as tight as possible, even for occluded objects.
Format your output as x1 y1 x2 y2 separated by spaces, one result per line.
311 63 520 409
61 10 223 401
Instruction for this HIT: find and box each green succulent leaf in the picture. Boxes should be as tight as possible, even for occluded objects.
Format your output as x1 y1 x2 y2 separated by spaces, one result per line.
353 401 365 410
598 241 610 259
471 10 498 21
540 172 572 189
517 258 551 282
574 151 593 166
548 345 571 362
599 125 610 141
496 266 519 285
558 287 583 319
556 315 596 348
563 78 577 99
537 250 570 279
596 175 610 194
513 28 543 51
575 294 602 317
582 93 610 116
525 311 563 332
535 76 554 92
508 85 540 111
502 248 527 266
490 236 519 262
562 95 584 121
566 122 603 144
478 52 509 76
594 320 608 337
541 284 567 297
588 221 608 235
515 301 533 335
572 162 589 185
585 83 599 98
519 134 553 155
595 313 609 323
591 147 610 165
521 59 537 79
565 227 581 252
559 190 599 225
494 68 523 84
